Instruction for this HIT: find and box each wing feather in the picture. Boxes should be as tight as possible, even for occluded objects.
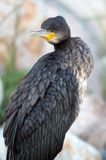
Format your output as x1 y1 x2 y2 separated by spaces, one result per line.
2 53 79 160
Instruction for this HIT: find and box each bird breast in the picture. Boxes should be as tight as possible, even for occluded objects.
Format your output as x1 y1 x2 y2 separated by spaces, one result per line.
78 78 87 104
76 67 87 104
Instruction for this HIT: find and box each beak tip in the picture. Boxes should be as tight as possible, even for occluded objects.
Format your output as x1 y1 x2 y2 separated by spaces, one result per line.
30 29 46 37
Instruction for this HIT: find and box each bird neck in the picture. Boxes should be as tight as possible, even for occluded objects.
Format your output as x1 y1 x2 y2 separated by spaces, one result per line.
54 36 71 52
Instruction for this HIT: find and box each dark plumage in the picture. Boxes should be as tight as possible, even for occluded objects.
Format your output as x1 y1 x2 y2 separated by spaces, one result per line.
1 16 94 160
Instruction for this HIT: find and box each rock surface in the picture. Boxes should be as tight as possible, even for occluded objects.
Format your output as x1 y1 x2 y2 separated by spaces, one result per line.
71 95 106 150
55 132 101 160
0 127 6 160
0 127 101 160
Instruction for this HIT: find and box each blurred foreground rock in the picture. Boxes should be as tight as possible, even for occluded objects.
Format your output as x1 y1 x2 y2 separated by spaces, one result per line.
0 127 6 160
101 145 106 160
0 127 101 160
55 132 101 160
71 95 106 150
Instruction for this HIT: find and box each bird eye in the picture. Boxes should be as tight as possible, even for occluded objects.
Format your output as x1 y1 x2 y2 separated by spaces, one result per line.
46 27 55 33
51 30 55 33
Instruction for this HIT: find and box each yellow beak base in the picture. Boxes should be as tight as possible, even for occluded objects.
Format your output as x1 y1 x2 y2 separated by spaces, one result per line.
30 29 56 41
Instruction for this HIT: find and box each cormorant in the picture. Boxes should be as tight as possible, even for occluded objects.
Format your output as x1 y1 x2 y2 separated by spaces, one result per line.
1 16 94 160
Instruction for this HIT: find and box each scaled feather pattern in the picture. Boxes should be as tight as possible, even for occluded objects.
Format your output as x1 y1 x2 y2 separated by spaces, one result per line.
2 16 94 160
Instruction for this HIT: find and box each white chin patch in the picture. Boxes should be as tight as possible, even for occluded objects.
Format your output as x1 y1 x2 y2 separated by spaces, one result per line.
49 37 59 44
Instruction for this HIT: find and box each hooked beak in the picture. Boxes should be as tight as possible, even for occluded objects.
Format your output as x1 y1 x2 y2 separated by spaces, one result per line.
30 29 56 41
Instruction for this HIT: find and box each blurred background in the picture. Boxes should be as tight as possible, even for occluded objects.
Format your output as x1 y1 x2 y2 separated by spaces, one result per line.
0 0 106 160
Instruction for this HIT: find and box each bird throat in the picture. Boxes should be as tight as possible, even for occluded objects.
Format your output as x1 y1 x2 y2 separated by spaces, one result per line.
54 37 71 51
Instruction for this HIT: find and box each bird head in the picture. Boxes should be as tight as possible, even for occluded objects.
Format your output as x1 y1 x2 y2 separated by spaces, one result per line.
30 16 70 44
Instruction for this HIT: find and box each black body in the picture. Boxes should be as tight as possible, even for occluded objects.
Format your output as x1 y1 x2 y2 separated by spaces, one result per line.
1 16 94 160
